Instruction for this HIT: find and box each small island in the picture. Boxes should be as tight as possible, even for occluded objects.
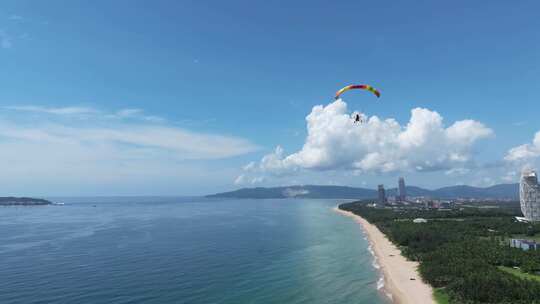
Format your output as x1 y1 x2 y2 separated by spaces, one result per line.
0 197 53 206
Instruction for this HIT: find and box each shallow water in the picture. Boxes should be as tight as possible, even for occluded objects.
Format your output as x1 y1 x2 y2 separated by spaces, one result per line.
0 197 386 304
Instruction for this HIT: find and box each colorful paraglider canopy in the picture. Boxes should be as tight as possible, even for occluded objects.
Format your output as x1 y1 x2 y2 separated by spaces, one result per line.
334 84 380 100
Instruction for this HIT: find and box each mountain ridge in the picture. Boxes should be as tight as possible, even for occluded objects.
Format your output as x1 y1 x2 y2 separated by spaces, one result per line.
206 183 519 199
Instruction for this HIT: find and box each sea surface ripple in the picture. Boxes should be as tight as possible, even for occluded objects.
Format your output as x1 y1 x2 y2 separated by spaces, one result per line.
0 197 386 304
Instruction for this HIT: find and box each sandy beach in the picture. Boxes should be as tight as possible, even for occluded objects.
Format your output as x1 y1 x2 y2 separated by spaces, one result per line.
335 207 435 304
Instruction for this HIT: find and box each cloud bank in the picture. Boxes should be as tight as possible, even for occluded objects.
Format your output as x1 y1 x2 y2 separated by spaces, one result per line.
238 99 492 184
0 105 258 194
1 105 258 160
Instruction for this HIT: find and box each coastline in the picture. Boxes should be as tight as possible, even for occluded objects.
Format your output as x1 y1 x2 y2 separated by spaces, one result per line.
334 207 435 304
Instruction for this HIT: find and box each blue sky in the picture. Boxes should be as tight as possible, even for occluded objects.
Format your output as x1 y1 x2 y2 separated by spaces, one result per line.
1 1 540 195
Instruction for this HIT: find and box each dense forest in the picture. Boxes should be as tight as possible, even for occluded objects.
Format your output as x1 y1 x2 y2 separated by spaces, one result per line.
339 202 540 304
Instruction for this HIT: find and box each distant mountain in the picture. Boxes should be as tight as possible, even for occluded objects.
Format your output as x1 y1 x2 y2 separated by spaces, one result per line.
207 183 519 199
430 184 519 199
386 186 433 197
207 185 376 199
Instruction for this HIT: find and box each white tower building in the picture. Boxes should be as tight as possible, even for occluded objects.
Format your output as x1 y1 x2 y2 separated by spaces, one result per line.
520 170 540 221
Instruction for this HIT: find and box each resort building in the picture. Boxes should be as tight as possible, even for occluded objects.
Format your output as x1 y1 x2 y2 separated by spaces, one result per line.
378 184 386 206
520 170 540 221
398 177 406 201
510 239 540 251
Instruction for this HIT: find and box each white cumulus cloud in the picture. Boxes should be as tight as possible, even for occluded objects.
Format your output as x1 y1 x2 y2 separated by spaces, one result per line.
505 131 540 163
236 99 492 184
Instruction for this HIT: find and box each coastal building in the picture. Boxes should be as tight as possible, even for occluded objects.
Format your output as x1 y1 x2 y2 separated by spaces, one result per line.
520 170 540 221
425 200 439 209
398 177 406 201
439 201 455 209
510 239 540 251
378 184 386 206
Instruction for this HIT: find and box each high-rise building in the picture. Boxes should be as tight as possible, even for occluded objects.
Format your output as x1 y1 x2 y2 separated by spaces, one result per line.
378 184 386 206
520 170 540 221
398 177 406 201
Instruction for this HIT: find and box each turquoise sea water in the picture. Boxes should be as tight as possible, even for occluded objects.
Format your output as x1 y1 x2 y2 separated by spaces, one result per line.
0 198 386 304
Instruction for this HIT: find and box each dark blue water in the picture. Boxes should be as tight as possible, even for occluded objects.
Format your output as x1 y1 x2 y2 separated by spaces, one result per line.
0 198 386 303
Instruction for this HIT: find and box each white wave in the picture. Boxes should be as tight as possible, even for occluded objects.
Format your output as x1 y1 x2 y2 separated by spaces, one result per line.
377 275 394 302
367 244 374 255
377 276 385 290
366 241 391 301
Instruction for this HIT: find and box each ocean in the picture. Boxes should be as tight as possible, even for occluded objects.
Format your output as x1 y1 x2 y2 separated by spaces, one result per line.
0 197 386 304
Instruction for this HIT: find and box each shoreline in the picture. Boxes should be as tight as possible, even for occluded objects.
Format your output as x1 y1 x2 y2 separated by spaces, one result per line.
334 206 435 304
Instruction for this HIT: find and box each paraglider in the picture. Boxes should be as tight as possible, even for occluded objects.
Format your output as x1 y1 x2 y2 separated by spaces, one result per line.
352 112 366 124
334 84 380 100
354 113 361 123
334 84 381 124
